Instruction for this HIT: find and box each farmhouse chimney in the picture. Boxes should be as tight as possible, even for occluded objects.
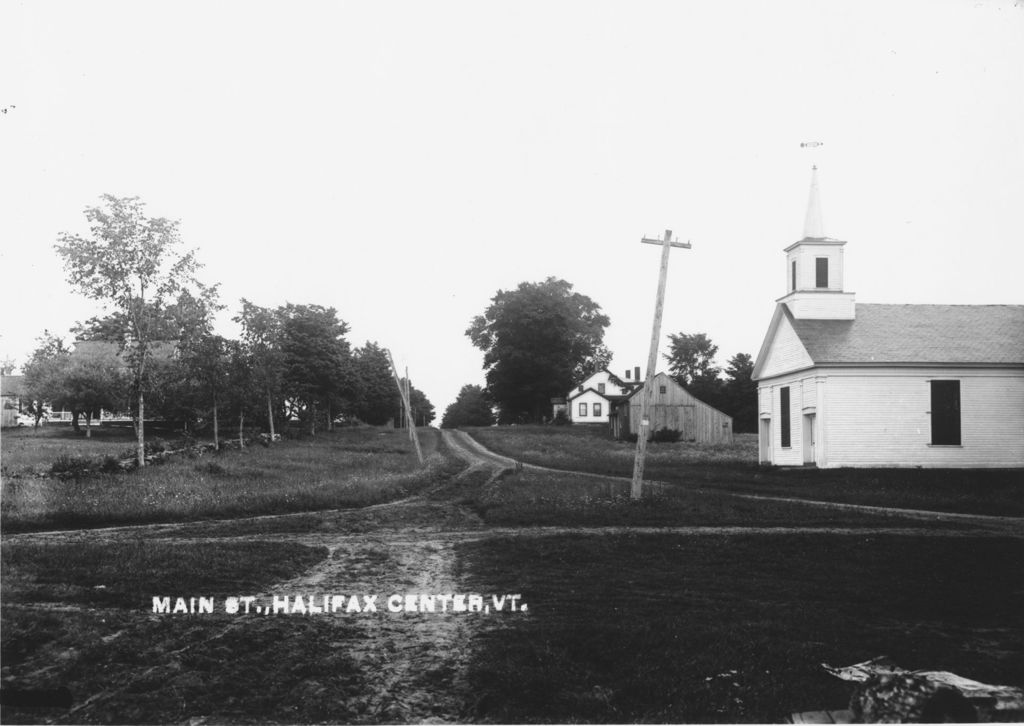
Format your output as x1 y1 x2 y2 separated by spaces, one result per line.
634 366 641 382
625 369 631 380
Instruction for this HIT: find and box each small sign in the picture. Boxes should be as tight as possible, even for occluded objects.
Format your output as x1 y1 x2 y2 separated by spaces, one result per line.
641 418 650 426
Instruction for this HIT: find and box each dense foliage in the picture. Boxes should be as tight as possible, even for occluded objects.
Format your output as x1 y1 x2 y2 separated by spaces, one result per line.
26 195 433 453
441 384 496 428
467 278 611 424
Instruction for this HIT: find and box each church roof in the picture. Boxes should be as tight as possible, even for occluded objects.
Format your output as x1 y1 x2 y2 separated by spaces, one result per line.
787 303 1024 365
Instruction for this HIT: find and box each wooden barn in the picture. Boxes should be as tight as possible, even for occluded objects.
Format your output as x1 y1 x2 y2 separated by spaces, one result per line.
611 372 734 443
752 168 1024 468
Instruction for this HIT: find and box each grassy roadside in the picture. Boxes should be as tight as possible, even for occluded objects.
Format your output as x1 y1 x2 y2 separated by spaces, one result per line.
457 532 1024 723
1 427 455 533
1 540 328 609
459 468 956 529
464 426 1024 517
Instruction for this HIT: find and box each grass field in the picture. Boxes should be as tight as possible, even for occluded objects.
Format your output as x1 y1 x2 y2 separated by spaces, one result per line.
457 532 1024 723
1 426 451 532
465 425 1024 516
2 424 1022 723
0 424 154 475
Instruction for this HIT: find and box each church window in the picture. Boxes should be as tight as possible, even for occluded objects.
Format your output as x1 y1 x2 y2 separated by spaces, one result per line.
816 258 828 288
930 381 961 445
780 387 791 448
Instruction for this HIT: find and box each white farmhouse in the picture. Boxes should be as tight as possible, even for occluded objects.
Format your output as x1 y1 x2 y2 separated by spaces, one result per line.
752 168 1024 468
567 367 642 424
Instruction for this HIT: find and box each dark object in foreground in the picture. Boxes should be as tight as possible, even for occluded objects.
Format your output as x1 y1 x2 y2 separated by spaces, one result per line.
850 673 976 723
789 656 1024 723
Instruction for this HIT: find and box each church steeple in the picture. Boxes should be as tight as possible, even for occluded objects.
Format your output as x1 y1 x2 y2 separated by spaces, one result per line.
803 165 824 239
778 166 855 320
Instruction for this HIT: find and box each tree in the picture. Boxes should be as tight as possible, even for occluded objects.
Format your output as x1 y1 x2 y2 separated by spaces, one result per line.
467 277 612 424
351 342 400 425
21 332 71 428
723 352 758 433
406 383 435 427
664 332 720 386
235 299 285 438
55 195 215 466
180 334 230 448
62 353 125 438
277 303 354 435
664 332 724 409
441 384 495 428
224 339 261 447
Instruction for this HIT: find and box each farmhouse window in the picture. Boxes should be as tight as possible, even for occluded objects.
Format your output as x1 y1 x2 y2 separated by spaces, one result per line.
593 403 602 417
780 387 791 448
815 258 828 288
659 385 667 394
791 260 797 292
930 380 961 445
579 403 588 417
598 383 606 394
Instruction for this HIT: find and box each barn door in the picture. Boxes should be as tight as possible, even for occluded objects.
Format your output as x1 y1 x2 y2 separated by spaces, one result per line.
682 404 695 441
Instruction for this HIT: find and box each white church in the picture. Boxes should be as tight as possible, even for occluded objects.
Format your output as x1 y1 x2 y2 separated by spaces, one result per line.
752 168 1024 468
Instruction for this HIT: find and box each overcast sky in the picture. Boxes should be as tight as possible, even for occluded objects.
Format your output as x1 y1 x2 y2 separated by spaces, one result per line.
2 0 1022 415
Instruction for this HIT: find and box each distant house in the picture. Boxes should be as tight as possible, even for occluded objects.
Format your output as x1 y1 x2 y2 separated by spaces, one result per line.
752 168 1024 468
567 367 642 424
1 374 26 427
611 372 734 443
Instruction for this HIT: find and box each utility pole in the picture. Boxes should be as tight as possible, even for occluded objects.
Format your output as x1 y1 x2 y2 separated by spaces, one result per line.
387 350 424 464
631 229 691 500
404 367 414 443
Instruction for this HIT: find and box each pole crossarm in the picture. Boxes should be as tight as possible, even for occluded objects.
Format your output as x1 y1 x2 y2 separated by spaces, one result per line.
641 236 691 249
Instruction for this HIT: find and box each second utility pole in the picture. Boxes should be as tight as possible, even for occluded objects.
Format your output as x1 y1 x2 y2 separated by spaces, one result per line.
631 229 691 500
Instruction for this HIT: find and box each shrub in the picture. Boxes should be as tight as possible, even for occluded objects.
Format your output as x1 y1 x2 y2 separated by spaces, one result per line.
144 438 169 455
100 455 125 473
50 455 94 478
552 410 571 426
651 428 682 443
623 428 682 444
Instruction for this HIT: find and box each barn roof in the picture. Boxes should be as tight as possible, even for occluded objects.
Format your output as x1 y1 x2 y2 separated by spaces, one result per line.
788 303 1024 365
1 374 25 397
71 340 179 361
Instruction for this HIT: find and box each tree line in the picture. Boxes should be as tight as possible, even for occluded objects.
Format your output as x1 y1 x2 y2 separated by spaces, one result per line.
20 195 433 467
444 277 757 433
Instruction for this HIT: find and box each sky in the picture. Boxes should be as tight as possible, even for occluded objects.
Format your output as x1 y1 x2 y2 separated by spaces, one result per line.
2 0 1023 416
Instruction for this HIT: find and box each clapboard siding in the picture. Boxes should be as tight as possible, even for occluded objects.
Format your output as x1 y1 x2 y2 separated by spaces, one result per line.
570 389 612 423
758 315 814 379
619 373 733 443
822 369 1024 468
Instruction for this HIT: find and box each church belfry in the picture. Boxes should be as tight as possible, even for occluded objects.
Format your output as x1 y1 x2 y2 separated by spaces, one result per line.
778 166 855 320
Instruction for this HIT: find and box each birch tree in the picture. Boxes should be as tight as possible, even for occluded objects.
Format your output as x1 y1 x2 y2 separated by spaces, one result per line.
55 195 212 467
